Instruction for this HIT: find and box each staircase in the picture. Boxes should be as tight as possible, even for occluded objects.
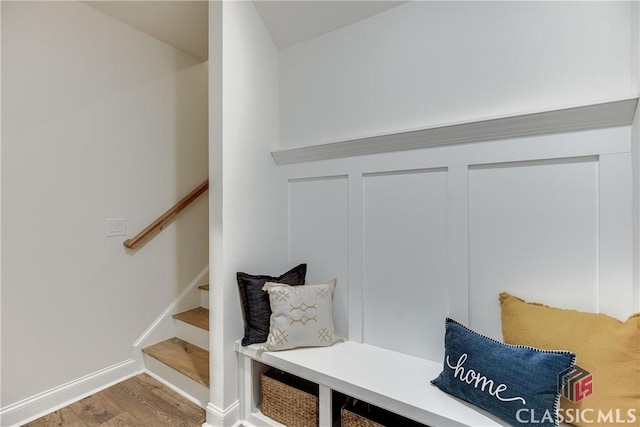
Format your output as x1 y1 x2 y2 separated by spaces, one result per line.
141 284 210 407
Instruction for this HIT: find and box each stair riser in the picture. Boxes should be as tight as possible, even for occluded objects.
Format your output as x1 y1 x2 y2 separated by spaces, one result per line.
143 354 209 408
200 289 209 309
175 320 209 350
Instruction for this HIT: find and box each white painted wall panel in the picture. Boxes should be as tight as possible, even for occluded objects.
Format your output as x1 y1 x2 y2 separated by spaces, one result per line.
598 153 634 318
289 177 349 338
468 158 599 339
362 170 448 360
282 127 635 364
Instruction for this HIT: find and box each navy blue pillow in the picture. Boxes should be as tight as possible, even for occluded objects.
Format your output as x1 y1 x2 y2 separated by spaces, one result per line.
237 264 307 346
431 318 575 427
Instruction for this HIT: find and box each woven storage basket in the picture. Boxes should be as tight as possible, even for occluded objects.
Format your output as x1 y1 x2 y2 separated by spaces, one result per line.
342 407 384 427
341 400 429 427
261 369 319 427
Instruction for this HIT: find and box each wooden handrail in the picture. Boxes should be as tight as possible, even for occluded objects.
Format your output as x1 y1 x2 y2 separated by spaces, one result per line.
124 180 209 250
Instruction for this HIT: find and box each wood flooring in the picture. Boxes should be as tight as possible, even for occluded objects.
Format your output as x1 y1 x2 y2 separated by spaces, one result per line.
23 374 205 427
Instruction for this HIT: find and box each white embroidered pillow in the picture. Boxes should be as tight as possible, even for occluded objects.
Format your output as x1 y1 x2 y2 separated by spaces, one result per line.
262 279 340 351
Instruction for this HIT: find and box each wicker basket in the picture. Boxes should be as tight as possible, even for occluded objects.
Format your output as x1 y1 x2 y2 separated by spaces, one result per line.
261 369 319 427
341 400 428 427
342 406 384 427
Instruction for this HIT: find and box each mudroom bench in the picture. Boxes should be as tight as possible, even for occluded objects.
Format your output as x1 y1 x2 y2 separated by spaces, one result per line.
236 340 504 427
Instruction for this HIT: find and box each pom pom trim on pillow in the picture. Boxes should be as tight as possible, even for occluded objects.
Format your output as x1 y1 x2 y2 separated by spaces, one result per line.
432 318 576 427
500 292 640 427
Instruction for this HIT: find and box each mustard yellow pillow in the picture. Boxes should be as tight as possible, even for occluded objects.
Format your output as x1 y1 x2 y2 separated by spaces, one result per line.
500 292 639 427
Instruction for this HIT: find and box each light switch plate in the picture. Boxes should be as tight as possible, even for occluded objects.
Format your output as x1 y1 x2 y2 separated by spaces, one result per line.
106 218 126 237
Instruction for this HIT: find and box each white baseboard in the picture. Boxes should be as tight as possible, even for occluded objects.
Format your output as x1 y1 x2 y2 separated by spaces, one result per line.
0 359 138 427
204 401 240 427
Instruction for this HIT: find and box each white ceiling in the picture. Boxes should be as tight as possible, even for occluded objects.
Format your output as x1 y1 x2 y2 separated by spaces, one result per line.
84 1 209 61
254 1 407 49
83 1 407 60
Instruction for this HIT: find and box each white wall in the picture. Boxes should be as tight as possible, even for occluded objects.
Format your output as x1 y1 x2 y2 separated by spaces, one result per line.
227 3 638 425
1 0 208 413
0 1 4 410
277 1 638 361
282 126 635 360
208 1 286 424
280 1 634 148
632 1 640 311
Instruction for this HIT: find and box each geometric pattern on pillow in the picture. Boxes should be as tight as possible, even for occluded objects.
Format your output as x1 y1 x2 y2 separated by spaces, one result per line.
263 279 341 351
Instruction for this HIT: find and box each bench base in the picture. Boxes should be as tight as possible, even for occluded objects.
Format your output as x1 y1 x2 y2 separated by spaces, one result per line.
236 340 506 427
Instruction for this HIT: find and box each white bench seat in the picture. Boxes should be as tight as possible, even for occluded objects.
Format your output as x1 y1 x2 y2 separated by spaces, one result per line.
236 340 506 426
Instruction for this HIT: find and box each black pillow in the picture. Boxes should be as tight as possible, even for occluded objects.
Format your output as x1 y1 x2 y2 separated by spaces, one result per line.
237 264 307 346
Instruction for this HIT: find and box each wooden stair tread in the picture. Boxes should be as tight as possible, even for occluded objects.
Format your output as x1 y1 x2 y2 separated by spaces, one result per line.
173 307 209 331
198 284 209 291
142 338 209 388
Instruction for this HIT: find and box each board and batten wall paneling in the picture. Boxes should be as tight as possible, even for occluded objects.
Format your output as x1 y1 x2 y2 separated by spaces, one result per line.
468 158 600 340
597 153 634 317
362 169 449 360
282 126 635 361
288 176 349 338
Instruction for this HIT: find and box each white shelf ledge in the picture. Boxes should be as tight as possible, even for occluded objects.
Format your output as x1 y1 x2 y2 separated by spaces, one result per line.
271 97 638 165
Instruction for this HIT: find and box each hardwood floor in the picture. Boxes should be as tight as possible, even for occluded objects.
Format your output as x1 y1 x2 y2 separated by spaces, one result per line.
23 374 205 427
